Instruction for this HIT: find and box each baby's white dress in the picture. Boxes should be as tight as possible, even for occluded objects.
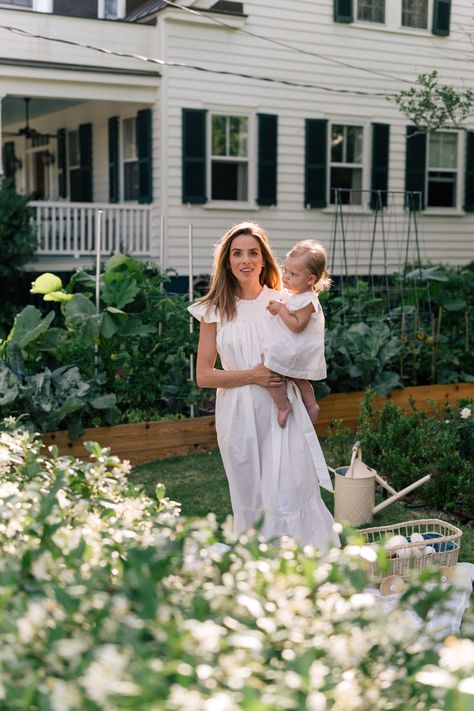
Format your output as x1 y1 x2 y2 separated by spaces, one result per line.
263 290 326 380
188 285 339 550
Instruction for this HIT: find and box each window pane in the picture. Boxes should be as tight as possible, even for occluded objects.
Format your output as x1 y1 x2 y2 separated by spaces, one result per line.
346 126 363 164
123 118 137 161
68 130 79 168
70 168 82 202
104 0 118 18
124 161 139 200
428 172 456 207
330 167 363 204
357 0 385 23
229 117 248 157
211 161 248 200
212 116 226 156
402 0 428 28
331 125 344 163
429 132 457 169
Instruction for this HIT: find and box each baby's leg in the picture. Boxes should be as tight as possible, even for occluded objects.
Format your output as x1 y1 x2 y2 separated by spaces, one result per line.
269 381 293 428
293 378 319 424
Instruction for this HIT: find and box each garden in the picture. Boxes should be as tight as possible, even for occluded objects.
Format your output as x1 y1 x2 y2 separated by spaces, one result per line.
0 179 473 709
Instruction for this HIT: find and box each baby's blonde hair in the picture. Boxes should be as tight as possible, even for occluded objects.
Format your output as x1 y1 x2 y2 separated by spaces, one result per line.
287 239 332 292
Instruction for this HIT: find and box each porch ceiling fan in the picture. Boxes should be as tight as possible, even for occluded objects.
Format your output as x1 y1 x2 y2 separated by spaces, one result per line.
3 98 58 140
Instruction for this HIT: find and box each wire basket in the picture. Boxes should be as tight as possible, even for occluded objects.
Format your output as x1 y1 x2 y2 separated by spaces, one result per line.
358 519 462 581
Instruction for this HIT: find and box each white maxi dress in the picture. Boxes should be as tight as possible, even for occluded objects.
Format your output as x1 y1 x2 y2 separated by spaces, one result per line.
189 285 340 550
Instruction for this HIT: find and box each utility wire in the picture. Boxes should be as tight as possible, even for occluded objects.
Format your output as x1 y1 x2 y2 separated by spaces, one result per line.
0 23 396 97
160 0 415 85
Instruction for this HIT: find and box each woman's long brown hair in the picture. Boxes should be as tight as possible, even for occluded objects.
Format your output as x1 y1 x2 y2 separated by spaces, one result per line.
196 221 282 321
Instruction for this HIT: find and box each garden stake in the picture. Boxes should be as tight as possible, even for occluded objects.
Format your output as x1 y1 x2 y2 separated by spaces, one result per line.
158 215 165 338
188 223 195 419
94 209 103 375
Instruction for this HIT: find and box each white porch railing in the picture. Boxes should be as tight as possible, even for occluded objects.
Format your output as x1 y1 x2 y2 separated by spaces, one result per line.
29 201 152 258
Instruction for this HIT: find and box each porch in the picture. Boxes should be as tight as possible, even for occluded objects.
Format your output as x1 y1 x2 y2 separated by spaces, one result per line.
30 201 153 260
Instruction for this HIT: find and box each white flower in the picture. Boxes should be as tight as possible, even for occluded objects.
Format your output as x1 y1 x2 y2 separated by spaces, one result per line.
48 678 81 711
81 645 138 704
460 407 471 419
458 677 474 695
440 638 474 672
18 601 48 644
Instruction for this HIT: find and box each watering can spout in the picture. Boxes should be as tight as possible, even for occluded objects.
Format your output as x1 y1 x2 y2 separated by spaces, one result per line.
373 474 432 514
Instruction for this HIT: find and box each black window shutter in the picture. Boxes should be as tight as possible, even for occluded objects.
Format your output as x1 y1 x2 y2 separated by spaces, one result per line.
304 119 328 208
334 0 353 23
405 125 426 210
57 128 67 198
182 108 207 204
108 116 119 203
257 113 278 206
464 131 474 212
370 123 390 209
79 122 93 202
432 0 451 36
3 142 16 183
137 108 152 204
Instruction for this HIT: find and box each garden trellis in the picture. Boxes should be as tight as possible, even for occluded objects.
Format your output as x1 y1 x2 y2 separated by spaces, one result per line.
329 189 430 322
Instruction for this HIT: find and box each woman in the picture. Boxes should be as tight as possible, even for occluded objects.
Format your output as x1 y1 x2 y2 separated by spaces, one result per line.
188 221 339 549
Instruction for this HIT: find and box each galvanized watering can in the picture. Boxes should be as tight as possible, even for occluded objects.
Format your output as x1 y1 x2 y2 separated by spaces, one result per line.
330 441 431 526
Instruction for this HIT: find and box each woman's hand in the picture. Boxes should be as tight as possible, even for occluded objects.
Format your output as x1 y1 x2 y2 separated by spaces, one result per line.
252 362 284 388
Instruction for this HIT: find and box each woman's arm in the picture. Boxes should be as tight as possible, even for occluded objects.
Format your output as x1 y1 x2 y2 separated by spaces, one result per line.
267 300 314 334
195 321 283 389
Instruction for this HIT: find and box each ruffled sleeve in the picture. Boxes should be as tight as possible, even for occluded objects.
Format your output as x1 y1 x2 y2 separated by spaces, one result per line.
187 302 220 324
286 291 320 312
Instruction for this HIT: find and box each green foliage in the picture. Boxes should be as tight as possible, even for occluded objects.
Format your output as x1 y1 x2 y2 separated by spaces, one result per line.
356 393 474 512
0 256 199 431
0 180 36 279
322 262 474 393
391 70 474 131
0 422 472 710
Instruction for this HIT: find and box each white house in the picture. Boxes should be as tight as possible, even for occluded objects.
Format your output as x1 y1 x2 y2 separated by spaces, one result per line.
1 0 472 278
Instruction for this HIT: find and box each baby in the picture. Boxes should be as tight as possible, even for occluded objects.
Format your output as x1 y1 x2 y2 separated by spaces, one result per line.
264 239 331 428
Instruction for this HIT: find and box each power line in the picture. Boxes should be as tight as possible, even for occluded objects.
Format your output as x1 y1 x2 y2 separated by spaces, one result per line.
0 23 396 98
160 0 415 86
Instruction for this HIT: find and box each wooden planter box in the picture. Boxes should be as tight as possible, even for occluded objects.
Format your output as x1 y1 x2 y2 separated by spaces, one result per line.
43 382 474 465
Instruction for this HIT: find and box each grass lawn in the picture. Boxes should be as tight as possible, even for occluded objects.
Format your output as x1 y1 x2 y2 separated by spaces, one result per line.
130 447 474 564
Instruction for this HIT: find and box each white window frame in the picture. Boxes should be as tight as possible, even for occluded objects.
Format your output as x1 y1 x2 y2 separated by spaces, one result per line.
353 0 434 33
206 111 256 208
425 129 463 212
328 120 370 208
121 115 139 203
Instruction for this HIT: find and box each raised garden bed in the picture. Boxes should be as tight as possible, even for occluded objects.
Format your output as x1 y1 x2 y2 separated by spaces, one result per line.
43 382 474 465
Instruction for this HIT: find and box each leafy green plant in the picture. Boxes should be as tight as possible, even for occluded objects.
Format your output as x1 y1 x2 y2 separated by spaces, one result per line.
356 392 474 513
391 70 474 131
0 421 472 711
325 321 403 395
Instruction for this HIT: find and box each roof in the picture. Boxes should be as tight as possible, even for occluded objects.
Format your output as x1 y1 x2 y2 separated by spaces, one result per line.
126 1 244 23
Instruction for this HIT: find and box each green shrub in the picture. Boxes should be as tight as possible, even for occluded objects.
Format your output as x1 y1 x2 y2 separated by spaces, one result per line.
356 393 474 512
0 421 472 710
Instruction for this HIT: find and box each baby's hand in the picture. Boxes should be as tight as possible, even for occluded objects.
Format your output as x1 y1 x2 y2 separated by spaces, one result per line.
267 299 283 315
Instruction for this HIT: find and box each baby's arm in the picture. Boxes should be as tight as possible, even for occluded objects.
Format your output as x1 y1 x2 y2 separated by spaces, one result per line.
267 300 314 334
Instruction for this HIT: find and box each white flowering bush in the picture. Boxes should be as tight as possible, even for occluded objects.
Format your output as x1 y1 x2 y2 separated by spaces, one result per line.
0 421 472 711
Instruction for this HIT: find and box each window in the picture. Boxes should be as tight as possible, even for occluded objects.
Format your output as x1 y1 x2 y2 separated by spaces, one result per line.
357 0 385 23
330 124 364 204
210 114 249 201
401 0 428 29
122 117 139 201
427 131 458 207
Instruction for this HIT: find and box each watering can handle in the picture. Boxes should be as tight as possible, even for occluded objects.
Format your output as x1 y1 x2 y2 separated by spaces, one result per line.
350 441 362 468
